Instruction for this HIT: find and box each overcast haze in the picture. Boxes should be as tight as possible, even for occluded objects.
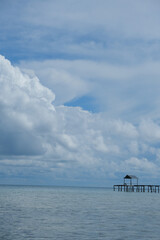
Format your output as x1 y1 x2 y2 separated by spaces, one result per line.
1 0 160 186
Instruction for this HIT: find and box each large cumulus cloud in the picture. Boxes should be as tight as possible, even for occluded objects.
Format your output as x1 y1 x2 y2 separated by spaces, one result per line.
1 55 160 185
0 55 55 156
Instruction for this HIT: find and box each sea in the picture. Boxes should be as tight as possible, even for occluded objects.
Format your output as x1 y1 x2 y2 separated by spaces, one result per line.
0 185 160 240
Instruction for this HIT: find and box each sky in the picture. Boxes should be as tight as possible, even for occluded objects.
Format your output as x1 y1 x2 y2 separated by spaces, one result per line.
1 0 160 186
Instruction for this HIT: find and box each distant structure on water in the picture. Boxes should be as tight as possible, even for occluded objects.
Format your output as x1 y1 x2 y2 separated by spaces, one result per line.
124 175 138 185
113 174 160 193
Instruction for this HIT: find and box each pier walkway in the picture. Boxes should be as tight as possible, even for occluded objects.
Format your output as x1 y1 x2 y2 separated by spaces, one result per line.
113 184 160 193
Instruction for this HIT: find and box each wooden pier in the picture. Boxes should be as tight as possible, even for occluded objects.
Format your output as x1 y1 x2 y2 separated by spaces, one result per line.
113 184 160 193
113 175 160 193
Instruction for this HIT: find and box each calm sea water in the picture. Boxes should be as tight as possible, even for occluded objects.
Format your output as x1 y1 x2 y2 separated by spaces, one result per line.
0 185 160 240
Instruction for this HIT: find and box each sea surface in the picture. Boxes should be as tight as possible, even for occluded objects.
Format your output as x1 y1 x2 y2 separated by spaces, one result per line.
0 185 160 240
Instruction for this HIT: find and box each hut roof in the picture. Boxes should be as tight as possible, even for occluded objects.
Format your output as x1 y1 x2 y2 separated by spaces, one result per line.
124 175 138 179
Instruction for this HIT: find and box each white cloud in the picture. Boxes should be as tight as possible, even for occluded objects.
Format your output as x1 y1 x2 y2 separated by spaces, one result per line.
0 55 56 156
1 55 160 184
139 120 160 142
19 58 160 123
20 62 88 105
1 0 160 185
18 0 160 39
124 157 158 173
0 56 160 183
1 0 160 66
128 141 139 155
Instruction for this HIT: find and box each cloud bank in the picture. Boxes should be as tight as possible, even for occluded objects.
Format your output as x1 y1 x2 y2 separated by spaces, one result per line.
20 58 160 122
1 0 160 64
1 0 160 185
1 55 160 185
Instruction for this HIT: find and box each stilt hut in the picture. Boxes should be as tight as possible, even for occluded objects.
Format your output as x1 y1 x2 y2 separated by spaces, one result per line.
124 175 138 186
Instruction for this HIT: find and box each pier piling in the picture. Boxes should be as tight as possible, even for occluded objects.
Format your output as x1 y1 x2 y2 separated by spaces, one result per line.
113 184 160 193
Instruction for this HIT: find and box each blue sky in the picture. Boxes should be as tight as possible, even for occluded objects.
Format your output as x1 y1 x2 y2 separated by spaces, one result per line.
1 0 160 186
